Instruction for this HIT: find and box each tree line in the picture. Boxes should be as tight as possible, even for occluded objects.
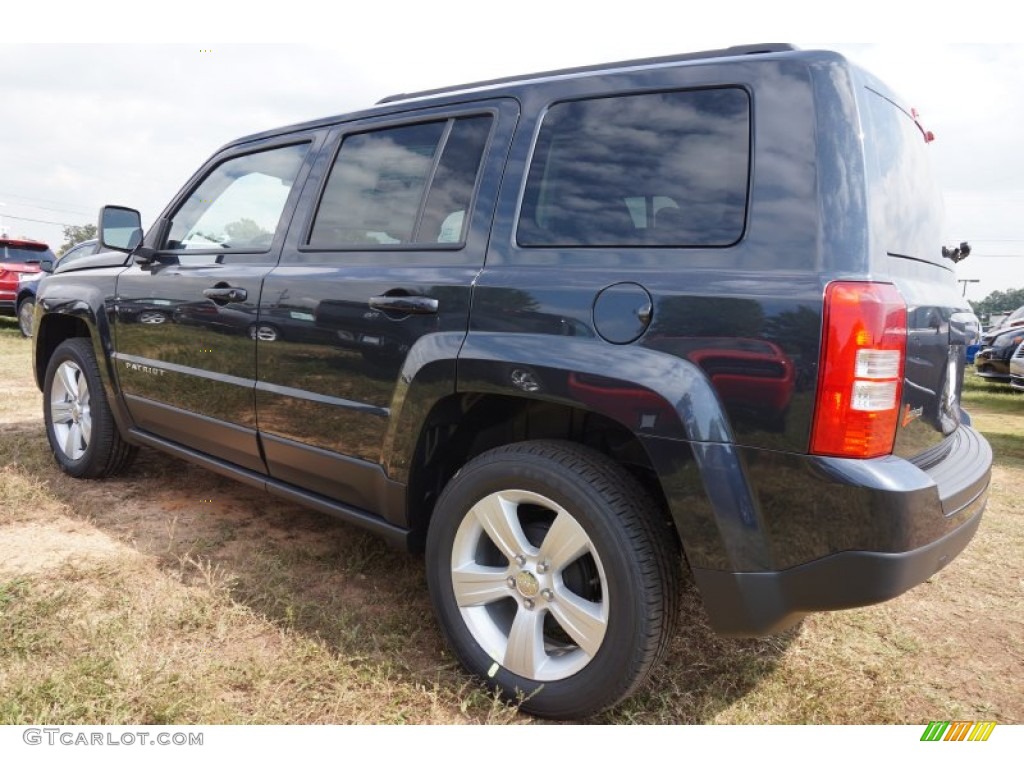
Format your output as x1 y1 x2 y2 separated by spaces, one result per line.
969 288 1024 320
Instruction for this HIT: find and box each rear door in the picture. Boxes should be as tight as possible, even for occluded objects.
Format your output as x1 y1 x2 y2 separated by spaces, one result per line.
255 100 517 517
114 135 321 471
859 83 976 457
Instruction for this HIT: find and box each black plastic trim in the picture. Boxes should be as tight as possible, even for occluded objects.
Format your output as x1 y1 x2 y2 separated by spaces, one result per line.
124 395 265 473
693 502 985 636
378 44 796 104
127 428 410 549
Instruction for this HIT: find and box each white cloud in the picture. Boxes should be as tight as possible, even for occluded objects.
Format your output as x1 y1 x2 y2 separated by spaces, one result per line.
2 7 1022 301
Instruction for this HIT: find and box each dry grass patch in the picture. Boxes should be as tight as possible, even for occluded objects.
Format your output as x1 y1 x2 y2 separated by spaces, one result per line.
1 317 1022 723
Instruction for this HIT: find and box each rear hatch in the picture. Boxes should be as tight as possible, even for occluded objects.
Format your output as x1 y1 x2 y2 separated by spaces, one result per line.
856 77 976 461
0 239 53 266
0 240 51 300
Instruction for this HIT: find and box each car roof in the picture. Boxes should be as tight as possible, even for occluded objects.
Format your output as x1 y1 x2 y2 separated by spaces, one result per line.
223 43 829 151
375 43 797 105
0 237 51 250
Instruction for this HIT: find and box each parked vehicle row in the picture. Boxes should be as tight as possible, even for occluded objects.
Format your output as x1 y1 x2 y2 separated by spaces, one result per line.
980 305 1024 345
1 237 55 332
974 323 1024 389
13 239 104 337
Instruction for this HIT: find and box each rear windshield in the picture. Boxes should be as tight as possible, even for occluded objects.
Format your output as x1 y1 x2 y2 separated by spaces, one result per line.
0 243 54 263
862 88 945 264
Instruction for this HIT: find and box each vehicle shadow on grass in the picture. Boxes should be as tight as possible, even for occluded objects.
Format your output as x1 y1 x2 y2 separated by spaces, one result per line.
0 419 793 723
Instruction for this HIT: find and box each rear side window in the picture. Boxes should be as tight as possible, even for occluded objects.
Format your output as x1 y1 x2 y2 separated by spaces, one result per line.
308 115 493 248
518 88 750 248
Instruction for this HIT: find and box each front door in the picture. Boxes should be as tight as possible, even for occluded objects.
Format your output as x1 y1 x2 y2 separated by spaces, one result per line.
114 137 320 472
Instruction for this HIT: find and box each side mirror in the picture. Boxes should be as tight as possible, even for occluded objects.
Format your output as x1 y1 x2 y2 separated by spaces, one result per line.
39 258 55 274
99 205 144 253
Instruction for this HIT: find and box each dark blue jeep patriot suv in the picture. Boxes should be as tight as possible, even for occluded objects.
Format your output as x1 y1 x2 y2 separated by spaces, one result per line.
31 44 991 719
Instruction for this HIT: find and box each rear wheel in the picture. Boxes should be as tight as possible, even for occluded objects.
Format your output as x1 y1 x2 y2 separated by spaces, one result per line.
426 440 680 719
43 338 137 478
138 310 167 324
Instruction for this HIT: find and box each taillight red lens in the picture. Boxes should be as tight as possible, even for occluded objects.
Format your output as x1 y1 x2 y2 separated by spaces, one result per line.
811 282 907 459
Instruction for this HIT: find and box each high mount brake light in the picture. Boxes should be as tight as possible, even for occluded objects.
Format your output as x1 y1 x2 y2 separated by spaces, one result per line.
810 282 907 459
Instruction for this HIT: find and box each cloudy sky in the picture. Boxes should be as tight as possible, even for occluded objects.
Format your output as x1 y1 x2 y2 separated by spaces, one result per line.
3 3 1021 304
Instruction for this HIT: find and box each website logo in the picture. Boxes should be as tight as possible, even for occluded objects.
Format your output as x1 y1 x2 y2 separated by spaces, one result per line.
920 721 996 742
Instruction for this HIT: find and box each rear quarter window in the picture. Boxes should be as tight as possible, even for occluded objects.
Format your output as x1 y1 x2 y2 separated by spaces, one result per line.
518 87 750 248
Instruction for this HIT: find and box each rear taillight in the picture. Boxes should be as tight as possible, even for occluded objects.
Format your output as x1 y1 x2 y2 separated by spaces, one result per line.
811 282 907 459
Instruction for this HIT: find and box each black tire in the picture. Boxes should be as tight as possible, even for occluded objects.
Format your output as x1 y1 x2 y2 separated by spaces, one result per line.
43 338 138 478
17 297 34 338
426 440 680 719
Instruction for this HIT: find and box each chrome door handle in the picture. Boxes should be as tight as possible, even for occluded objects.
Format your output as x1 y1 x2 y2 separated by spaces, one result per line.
203 286 248 303
368 295 438 315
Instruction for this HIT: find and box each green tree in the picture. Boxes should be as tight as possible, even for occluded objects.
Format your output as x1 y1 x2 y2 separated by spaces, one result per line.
224 218 271 245
969 287 1024 320
58 223 97 256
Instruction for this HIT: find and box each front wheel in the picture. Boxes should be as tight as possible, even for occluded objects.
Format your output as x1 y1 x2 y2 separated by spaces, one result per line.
43 338 137 478
17 297 34 337
426 440 680 719
248 323 280 342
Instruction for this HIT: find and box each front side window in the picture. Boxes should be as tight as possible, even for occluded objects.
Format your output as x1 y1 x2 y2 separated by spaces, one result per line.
519 88 750 247
308 115 492 248
166 143 309 251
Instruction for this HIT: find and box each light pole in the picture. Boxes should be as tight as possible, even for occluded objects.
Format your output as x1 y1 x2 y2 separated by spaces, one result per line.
958 279 980 297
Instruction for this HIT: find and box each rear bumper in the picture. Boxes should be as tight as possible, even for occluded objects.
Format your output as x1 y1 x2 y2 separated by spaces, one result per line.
693 501 984 635
0 298 15 316
686 423 991 636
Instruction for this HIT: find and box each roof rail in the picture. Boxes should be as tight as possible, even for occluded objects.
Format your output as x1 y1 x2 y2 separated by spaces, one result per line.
377 43 796 105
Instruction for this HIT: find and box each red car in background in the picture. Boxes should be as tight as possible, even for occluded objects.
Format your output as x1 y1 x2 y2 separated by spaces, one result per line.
1 238 56 322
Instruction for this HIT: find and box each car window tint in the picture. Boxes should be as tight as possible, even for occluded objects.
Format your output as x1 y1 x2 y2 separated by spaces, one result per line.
863 89 944 264
518 88 750 248
1 244 54 263
166 143 309 252
418 116 492 243
308 115 493 248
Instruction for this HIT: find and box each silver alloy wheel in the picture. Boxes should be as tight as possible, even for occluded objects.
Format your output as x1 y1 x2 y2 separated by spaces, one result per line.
18 300 34 337
139 311 166 324
450 489 609 681
49 361 92 461
251 324 279 342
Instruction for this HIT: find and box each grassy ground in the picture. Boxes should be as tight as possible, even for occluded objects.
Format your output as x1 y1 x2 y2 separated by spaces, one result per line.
1 314 1021 724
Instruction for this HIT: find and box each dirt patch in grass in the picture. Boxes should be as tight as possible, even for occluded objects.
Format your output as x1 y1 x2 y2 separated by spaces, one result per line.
0 521 126 574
